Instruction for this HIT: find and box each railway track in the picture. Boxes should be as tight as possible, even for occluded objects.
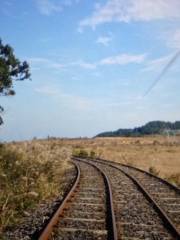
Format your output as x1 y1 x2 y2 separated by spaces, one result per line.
38 160 117 240
74 157 180 240
37 156 180 240
91 157 180 235
118 163 180 233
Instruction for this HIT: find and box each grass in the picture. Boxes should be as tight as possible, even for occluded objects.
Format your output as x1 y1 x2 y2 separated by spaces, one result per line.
1 135 180 236
0 140 72 236
165 173 180 187
67 135 180 186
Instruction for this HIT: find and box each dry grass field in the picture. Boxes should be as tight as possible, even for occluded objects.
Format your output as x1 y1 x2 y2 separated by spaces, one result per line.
7 135 180 179
7 135 180 186
15 135 180 183
54 135 180 185
1 135 180 236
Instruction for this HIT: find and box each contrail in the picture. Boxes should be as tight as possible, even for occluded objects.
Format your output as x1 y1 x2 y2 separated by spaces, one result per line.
143 50 180 97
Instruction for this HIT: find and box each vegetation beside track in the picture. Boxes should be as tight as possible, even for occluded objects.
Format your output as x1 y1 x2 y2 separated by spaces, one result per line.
71 136 180 187
0 141 72 237
1 135 180 237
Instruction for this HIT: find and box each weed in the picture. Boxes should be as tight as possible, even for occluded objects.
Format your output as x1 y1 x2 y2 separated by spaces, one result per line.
149 166 159 176
165 173 180 187
72 148 89 158
0 142 71 236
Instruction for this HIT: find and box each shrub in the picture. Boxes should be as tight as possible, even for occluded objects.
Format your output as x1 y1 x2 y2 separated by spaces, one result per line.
148 166 159 176
89 150 96 158
72 148 80 157
72 148 89 158
78 149 88 158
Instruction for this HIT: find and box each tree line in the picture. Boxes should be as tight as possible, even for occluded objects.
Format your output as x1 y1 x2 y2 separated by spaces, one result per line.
96 121 180 137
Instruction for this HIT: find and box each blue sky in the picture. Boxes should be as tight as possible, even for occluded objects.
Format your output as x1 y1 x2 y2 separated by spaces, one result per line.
0 0 180 141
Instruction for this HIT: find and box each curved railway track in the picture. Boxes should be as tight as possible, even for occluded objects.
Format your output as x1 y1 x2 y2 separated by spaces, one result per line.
38 160 117 240
73 157 180 240
37 156 180 240
91 157 180 235
118 163 180 233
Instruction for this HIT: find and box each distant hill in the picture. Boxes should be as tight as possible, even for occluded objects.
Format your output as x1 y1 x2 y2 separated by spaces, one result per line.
96 121 180 137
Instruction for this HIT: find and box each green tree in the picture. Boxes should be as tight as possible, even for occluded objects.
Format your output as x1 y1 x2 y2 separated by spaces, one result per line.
0 39 30 124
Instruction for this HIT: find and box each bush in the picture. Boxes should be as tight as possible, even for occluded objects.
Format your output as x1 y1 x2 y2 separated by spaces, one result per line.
89 150 96 158
148 166 159 176
72 148 90 158
72 148 80 157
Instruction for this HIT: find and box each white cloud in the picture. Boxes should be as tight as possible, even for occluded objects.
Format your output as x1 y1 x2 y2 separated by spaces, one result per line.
141 52 180 73
61 93 93 110
35 85 93 110
28 57 49 64
36 0 62 15
70 53 146 68
50 62 65 69
166 29 180 49
28 57 64 70
99 53 146 65
79 0 180 29
35 85 59 95
29 57 97 71
29 52 145 73
36 0 80 15
142 54 171 72
73 60 97 69
78 62 96 69
96 35 112 46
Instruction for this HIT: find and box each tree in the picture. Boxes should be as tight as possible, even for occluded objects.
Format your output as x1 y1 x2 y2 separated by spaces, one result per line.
0 39 30 124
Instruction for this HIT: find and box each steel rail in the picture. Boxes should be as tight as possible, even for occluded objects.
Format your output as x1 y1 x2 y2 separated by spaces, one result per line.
75 157 180 239
119 162 180 192
38 161 81 240
73 157 118 240
96 157 180 192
